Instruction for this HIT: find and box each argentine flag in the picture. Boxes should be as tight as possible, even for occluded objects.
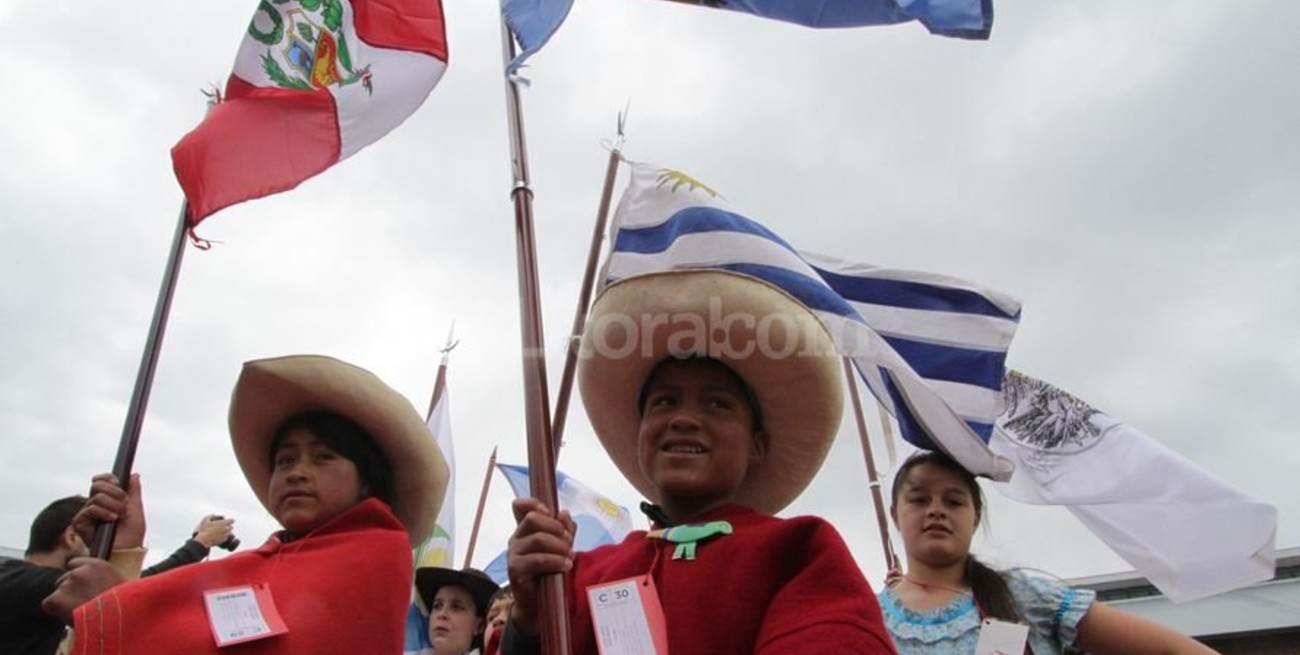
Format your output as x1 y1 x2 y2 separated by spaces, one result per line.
483 464 635 584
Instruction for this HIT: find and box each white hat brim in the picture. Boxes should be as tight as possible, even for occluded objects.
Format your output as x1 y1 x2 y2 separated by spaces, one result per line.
578 270 843 515
228 355 448 545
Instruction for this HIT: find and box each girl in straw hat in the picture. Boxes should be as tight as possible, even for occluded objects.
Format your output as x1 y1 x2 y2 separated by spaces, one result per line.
502 271 896 654
43 355 449 655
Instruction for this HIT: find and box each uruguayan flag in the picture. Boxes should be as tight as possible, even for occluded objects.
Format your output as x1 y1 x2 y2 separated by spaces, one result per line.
603 163 1019 479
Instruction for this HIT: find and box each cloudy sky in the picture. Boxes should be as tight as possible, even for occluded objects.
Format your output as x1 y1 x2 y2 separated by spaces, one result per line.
1 0 1296 593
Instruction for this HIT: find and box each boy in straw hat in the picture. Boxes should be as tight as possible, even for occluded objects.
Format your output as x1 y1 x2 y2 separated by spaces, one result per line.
42 355 449 654
504 271 896 654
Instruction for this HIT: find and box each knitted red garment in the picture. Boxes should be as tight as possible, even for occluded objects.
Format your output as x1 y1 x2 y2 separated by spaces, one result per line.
564 504 897 655
71 498 411 655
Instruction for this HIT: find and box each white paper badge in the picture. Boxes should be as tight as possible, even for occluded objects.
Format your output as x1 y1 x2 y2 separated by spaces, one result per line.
586 576 668 655
974 618 1029 655
203 584 289 647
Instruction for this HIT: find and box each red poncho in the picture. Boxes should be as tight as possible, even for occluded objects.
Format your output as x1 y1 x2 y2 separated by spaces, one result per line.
71 498 411 655
562 504 896 654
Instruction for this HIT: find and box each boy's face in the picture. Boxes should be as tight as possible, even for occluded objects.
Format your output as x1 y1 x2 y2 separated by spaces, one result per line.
268 427 365 537
485 594 513 639
636 359 765 510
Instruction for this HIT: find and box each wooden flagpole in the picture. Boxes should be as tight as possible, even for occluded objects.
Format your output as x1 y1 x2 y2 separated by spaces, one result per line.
549 113 626 461
877 400 899 472
90 204 191 559
462 445 499 569
498 18 572 655
842 358 899 572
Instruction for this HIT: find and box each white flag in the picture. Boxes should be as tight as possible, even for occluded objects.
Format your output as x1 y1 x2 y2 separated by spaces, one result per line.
991 371 1277 602
414 388 455 568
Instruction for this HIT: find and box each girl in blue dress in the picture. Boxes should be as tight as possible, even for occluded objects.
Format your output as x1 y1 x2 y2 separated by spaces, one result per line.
879 451 1218 655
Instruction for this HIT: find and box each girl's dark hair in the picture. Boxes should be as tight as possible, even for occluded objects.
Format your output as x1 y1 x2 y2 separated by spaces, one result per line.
890 450 1021 624
271 411 395 506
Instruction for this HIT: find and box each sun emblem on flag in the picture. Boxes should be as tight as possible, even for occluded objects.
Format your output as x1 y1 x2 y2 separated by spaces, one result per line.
247 0 374 95
656 169 723 199
595 498 622 519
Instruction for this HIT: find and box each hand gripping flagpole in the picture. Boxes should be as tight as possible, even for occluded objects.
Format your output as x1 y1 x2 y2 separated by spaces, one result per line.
550 110 627 461
89 203 192 559
499 17 572 655
843 358 900 572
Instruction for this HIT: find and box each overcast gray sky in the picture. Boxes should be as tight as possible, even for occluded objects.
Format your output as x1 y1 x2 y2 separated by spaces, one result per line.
1 0 1296 589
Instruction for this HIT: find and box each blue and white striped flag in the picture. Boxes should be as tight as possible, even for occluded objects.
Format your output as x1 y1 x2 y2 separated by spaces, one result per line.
603 163 1019 479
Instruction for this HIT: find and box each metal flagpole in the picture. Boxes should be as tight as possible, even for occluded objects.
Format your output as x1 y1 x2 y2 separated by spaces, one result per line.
842 358 900 572
425 322 458 420
462 446 499 569
550 112 627 461
90 203 192 559
498 16 572 655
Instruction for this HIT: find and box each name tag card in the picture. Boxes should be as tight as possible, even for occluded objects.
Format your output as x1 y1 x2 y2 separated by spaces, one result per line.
974 618 1029 655
587 576 668 655
203 583 289 647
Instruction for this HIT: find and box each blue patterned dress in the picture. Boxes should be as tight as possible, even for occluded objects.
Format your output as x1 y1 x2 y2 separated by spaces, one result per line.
879 569 1096 655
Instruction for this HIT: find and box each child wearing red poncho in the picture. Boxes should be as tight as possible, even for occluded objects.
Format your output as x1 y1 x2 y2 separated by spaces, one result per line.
43 355 450 655
503 271 897 655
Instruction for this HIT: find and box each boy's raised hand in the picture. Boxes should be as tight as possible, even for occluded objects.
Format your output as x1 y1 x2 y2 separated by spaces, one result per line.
73 473 146 550
506 497 576 635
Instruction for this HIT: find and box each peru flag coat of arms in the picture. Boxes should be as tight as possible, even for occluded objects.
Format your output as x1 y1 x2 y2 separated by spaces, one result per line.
172 0 447 224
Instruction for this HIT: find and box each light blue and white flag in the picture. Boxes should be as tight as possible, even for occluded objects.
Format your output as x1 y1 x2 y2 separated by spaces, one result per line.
484 463 637 584
502 0 574 77
603 163 1019 479
502 0 993 76
498 463 635 551
688 0 992 35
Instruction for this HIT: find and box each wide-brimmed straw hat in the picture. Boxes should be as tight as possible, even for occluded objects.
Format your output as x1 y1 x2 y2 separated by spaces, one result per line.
229 354 448 545
415 567 500 615
578 270 843 515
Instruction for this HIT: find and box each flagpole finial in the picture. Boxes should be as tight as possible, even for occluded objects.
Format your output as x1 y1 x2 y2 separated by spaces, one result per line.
440 320 459 357
602 103 631 156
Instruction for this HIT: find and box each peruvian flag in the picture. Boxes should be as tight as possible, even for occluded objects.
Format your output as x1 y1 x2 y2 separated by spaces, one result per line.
172 0 448 224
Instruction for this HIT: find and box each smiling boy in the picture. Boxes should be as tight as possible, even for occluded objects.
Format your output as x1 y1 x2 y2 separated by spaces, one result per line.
504 270 896 654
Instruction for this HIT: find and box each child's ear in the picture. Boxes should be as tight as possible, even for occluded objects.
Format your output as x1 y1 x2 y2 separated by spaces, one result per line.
749 431 769 465
61 525 81 551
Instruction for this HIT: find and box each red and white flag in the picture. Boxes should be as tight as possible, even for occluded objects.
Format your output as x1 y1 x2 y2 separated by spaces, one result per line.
172 0 448 223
